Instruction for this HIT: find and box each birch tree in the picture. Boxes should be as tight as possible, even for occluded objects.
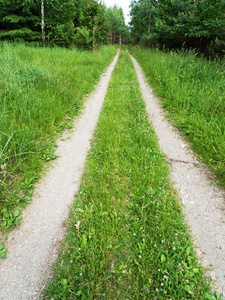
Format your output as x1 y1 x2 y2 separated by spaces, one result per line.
41 0 45 40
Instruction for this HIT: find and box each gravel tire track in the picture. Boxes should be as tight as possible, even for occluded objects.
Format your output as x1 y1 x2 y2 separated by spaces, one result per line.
0 50 120 300
130 53 225 296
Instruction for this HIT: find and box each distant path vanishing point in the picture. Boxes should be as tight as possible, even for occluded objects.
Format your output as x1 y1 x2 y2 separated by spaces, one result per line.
130 53 225 296
0 50 120 300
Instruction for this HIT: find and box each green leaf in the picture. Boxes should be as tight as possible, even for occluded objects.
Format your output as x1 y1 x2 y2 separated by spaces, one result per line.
81 234 87 248
184 285 193 294
3 211 9 219
193 268 199 273
61 279 67 286
0 221 7 228
205 294 216 300
119 265 126 271
13 210 20 217
161 254 166 263
0 244 8 259
216 292 222 299
7 219 13 227
14 216 21 225
101 211 108 216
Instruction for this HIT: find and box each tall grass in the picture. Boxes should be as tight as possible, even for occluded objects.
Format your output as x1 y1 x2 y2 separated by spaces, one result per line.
0 42 116 231
43 50 213 299
130 47 225 187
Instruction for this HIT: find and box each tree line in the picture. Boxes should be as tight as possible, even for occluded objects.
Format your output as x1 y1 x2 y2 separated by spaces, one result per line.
130 0 225 57
1 0 224 57
0 0 129 49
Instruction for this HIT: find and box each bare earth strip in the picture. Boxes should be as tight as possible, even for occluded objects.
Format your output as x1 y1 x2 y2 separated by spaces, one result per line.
130 53 225 296
0 50 119 300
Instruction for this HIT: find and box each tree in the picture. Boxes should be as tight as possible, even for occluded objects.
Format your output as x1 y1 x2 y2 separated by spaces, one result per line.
130 0 225 57
41 0 44 40
184 0 225 55
0 0 128 48
130 0 158 45
0 0 42 42
107 5 129 45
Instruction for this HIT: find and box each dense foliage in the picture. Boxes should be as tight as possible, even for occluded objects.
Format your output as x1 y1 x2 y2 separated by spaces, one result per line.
130 0 225 56
0 0 128 48
107 5 129 45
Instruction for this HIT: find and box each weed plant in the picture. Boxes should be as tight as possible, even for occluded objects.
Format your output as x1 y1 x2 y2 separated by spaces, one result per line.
0 42 116 236
129 47 225 188
43 51 213 299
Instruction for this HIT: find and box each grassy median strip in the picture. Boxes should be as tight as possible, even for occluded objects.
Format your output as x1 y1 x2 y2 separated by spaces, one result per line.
43 50 214 299
0 43 116 236
129 47 225 188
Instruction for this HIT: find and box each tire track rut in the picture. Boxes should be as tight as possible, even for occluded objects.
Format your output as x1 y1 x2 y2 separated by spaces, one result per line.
130 52 225 296
0 50 119 300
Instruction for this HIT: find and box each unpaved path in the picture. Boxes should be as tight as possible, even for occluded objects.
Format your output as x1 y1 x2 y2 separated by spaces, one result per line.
0 50 119 300
0 50 225 299
130 53 225 296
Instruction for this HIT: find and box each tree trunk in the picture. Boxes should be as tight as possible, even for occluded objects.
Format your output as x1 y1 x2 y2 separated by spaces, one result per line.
93 25 95 49
148 0 152 47
149 0 152 33
41 0 45 41
112 31 115 44
119 33 121 45
110 30 112 44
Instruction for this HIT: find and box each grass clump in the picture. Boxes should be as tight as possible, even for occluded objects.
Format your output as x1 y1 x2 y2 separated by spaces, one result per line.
0 42 117 232
129 47 225 188
43 50 214 299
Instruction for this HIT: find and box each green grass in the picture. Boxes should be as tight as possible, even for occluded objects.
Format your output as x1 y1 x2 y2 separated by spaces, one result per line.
0 42 117 235
43 50 214 299
129 47 225 188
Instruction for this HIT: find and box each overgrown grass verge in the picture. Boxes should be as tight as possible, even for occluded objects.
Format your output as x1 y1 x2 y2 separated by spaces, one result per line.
43 50 214 299
129 47 225 188
0 43 117 237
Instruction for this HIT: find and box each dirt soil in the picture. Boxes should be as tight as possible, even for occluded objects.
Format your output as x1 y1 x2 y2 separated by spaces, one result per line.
130 53 225 297
0 50 225 299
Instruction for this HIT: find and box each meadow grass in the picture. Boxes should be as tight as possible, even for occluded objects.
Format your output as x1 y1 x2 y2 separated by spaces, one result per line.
0 42 117 238
129 47 225 188
43 50 214 299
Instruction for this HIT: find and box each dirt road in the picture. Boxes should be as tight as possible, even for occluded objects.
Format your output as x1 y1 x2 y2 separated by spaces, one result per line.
0 49 225 299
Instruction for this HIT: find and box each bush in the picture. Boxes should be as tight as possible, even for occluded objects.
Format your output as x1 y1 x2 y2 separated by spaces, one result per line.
75 27 93 50
49 21 76 47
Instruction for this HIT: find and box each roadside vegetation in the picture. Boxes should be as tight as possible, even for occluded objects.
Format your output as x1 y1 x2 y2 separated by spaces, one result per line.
43 50 215 299
0 42 116 242
0 0 129 49
130 0 225 57
130 47 225 188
